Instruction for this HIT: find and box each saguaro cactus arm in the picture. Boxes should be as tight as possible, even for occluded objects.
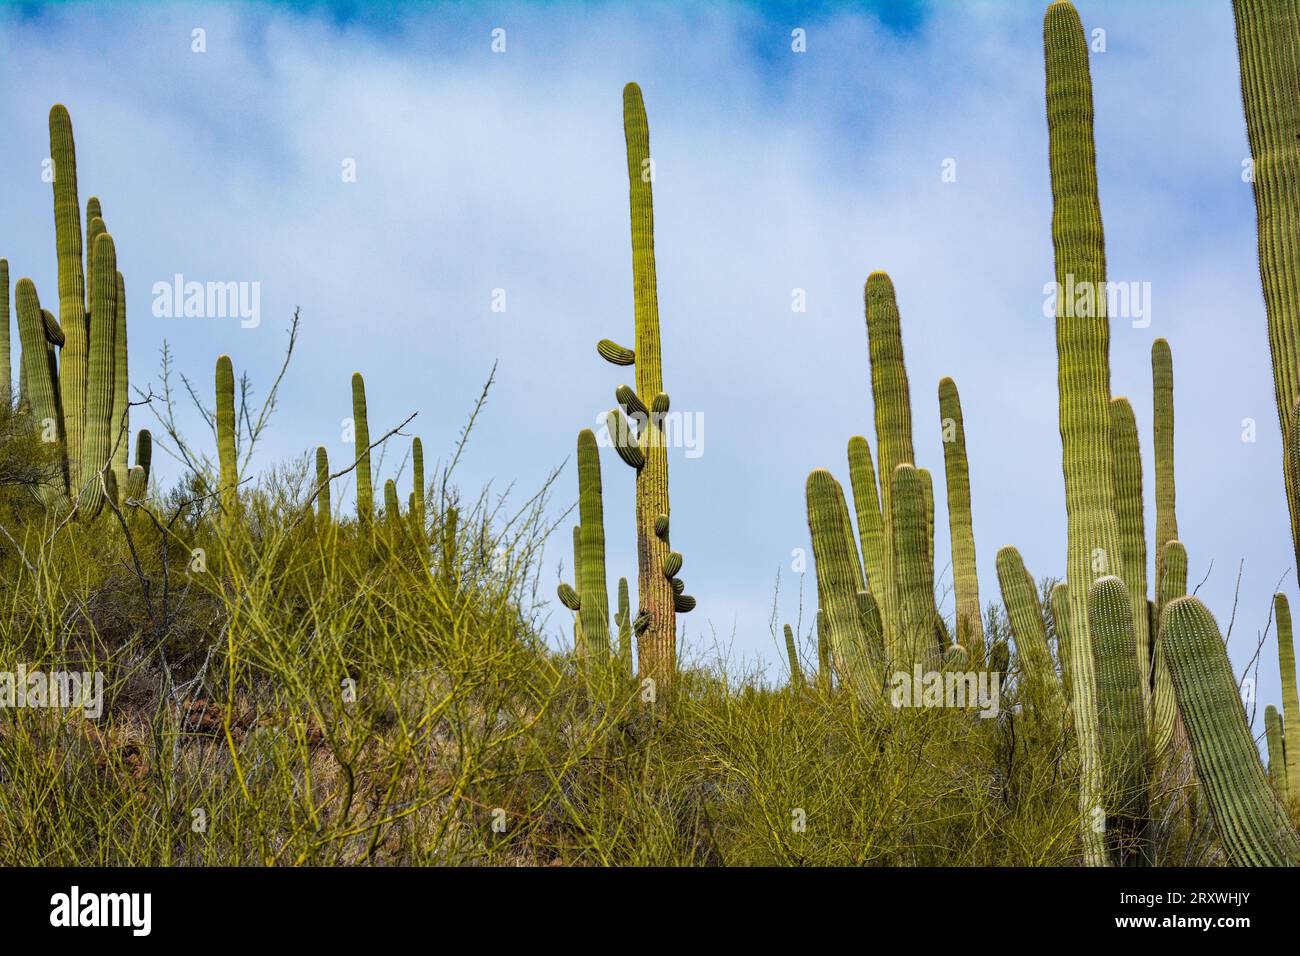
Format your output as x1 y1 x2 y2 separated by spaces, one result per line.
996 546 1064 717
351 372 372 526
939 377 982 657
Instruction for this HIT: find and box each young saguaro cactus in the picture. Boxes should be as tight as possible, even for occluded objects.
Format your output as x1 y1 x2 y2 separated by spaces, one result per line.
1162 595 1300 866
616 577 633 676
411 437 426 535
315 446 331 527
1044 0 1123 867
1276 592 1300 798
784 624 804 691
216 355 238 523
575 429 611 660
938 377 982 659
0 259 10 402
352 372 373 527
594 82 693 687
847 435 885 604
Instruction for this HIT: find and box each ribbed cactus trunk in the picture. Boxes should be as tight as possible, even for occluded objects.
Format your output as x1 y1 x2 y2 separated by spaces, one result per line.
411 436 425 534
1151 540 1187 759
892 464 936 668
616 577 633 676
351 372 372 527
50 105 88 497
784 624 804 691
847 435 885 601
938 377 982 659
576 429 611 660
111 270 129 492
1163 595 1300 866
996 546 1065 717
864 272 916 661
1276 593 1300 798
315 446 331 527
14 280 65 503
622 83 676 688
1088 575 1152 866
1266 704 1289 800
1108 397 1150 711
1233 0 1300 581
80 233 116 515
1151 339 1178 608
0 259 9 403
1044 0 1122 866
216 355 238 525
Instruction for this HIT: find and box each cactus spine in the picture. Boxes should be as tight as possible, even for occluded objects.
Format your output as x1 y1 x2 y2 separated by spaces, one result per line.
352 372 372 526
1162 595 1300 866
938 377 982 658
1044 0 1122 865
1276 592 1300 798
216 355 238 523
1108 397 1150 710
864 272 916 653
1088 575 1152 866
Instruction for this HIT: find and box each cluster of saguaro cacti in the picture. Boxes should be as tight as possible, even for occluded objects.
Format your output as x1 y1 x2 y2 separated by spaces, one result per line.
799 0 1300 868
7 106 151 514
568 81 695 687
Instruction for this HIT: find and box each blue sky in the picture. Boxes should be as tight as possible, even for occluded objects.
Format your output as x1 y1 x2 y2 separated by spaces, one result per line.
0 0 1289 726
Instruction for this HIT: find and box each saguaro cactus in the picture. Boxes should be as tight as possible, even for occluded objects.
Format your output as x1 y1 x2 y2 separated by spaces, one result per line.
352 372 372 526
0 259 9 402
1151 540 1187 758
50 105 88 495
1088 575 1152 866
1162 595 1300 866
1266 704 1289 801
784 624 804 690
847 435 885 602
595 82 693 687
1152 339 1178 608
1276 592 1300 798
1233 0 1300 578
110 269 129 491
1044 0 1122 866
1108 397 1150 708
865 272 916 647
616 577 633 676
996 546 1064 717
79 232 117 515
576 429 611 660
938 377 982 657
216 355 238 523
892 464 937 667
315 446 331 527
411 437 425 534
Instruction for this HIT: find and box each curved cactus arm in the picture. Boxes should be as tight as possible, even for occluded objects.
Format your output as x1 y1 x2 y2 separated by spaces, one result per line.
605 407 644 470
351 372 372 526
938 377 983 661
806 469 882 708
557 583 581 611
615 384 647 419
216 355 238 524
1276 592 1300 798
597 339 635 366
1162 595 1300 866
996 546 1064 717
1087 575 1153 866
1266 704 1289 802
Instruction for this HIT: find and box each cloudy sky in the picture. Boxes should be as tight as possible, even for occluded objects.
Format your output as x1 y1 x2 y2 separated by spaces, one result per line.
0 0 1289 719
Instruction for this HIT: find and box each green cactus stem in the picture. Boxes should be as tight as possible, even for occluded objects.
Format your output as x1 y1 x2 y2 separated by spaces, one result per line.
616 384 647 419
575 428 611 660
216 355 238 524
1088 575 1152 866
597 339 635 366
1051 582 1074 707
352 372 372 526
442 506 458 587
1162 595 1300 866
1152 339 1178 611
50 105 88 497
110 270 129 492
817 609 831 692
1151 540 1187 759
1266 704 1289 801
938 377 982 658
663 551 682 579
865 271 916 645
571 524 583 649
996 546 1064 717
806 469 882 707
847 435 885 603
1109 397 1150 711
1045 0 1123 866
1276 592 1300 798
784 624 804 690
557 583 580 611
617 577 633 676
79 232 117 516
892 464 936 669
412 436 425 534
606 407 645 470
384 479 401 529
654 513 669 539
0 259 9 403
315 446 331 526
15 279 65 502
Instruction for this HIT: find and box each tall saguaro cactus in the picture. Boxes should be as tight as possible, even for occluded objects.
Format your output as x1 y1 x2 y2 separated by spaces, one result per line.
1044 0 1122 866
352 372 372 527
865 272 916 649
79 233 117 515
1233 0 1300 579
50 105 89 496
938 377 982 657
594 82 694 687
